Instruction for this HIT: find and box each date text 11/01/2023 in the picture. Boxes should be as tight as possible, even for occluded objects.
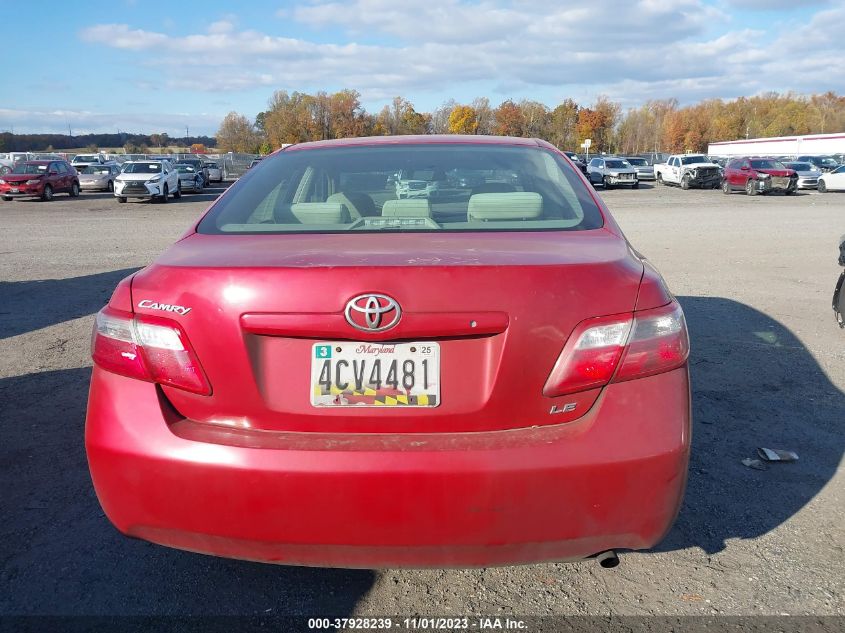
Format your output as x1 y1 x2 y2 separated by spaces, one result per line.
307 617 528 630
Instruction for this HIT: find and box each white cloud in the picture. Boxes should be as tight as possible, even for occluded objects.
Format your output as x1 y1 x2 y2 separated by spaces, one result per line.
76 1 845 109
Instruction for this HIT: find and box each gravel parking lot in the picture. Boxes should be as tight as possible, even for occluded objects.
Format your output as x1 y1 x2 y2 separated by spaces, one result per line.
1 182 843 619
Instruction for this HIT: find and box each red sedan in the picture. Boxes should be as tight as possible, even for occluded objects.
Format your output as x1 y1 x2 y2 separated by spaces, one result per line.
0 159 80 201
86 135 691 568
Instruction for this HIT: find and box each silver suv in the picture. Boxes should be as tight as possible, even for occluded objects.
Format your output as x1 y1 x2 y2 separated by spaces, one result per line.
587 157 639 189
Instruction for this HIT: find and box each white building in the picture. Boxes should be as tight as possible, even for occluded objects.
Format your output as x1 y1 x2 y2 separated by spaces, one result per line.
707 132 845 157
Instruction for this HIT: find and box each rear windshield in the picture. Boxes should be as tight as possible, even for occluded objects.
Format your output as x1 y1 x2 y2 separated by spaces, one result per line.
83 166 112 174
625 158 647 166
198 144 604 234
786 163 812 171
73 155 98 162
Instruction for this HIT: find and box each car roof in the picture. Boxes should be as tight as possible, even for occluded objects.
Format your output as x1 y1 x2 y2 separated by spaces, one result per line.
23 160 53 165
285 134 544 152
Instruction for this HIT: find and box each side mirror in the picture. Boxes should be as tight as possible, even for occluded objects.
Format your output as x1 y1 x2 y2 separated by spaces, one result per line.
49 170 58 175
740 165 749 171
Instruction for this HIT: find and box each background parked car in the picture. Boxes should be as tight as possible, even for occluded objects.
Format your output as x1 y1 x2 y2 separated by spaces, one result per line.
623 156 655 181
653 154 722 189
0 160 80 201
71 153 108 172
78 163 121 192
795 155 840 173
637 152 670 166
114 160 181 203
0 152 34 175
203 161 222 183
175 158 209 186
818 165 845 193
395 168 445 198
587 157 639 189
783 162 822 189
722 158 797 196
561 151 588 175
175 164 204 193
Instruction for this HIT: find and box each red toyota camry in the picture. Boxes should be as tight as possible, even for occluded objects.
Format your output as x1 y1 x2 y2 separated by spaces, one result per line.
86 135 691 568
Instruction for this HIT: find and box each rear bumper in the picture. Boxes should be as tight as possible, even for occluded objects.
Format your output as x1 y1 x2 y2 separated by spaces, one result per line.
80 182 109 191
86 366 691 568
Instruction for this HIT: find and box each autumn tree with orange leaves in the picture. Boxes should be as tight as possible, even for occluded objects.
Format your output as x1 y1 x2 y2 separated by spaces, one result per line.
235 89 845 153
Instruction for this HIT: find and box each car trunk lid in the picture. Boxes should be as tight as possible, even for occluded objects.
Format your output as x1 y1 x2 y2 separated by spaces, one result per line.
130 230 644 433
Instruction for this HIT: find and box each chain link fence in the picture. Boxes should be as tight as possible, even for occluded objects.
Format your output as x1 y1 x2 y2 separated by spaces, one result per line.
220 152 260 180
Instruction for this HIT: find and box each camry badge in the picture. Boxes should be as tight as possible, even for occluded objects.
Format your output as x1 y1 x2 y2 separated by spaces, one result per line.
344 294 401 332
137 299 192 316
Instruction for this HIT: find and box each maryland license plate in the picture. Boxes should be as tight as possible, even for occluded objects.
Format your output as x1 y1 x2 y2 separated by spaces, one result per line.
311 342 440 407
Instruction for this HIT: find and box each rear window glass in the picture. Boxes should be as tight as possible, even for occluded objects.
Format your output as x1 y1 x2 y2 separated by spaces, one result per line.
198 144 603 234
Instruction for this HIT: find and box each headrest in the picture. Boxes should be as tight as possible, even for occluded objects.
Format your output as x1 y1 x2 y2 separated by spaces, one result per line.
382 198 432 218
290 202 350 224
467 192 543 221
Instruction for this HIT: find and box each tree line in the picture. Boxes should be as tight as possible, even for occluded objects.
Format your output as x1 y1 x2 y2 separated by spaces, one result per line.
0 132 216 154
216 90 845 155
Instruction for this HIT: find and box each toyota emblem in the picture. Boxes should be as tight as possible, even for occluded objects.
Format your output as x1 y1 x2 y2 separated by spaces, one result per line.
344 294 402 332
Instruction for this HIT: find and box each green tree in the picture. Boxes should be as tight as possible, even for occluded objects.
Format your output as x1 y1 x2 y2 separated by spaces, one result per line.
550 99 579 150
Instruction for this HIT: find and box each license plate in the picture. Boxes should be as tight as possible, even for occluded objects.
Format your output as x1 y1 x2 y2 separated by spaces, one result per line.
10 188 19 193
311 342 440 407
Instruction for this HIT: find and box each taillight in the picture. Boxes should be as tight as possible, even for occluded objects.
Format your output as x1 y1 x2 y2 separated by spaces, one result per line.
91 307 211 395
614 302 689 382
543 301 688 397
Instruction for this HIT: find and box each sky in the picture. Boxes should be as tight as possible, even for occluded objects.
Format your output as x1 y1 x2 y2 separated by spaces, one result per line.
1 0 843 137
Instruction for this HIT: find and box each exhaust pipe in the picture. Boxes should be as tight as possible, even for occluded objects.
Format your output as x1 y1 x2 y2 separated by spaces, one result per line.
595 550 619 568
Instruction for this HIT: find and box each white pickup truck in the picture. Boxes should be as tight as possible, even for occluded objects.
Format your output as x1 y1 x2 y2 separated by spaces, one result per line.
653 154 722 189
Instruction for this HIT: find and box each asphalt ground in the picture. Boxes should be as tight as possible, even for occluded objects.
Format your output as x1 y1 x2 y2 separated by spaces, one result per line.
0 180 843 622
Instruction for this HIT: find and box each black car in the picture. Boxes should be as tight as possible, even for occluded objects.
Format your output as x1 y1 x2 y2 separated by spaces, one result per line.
562 151 588 175
835 235 845 328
